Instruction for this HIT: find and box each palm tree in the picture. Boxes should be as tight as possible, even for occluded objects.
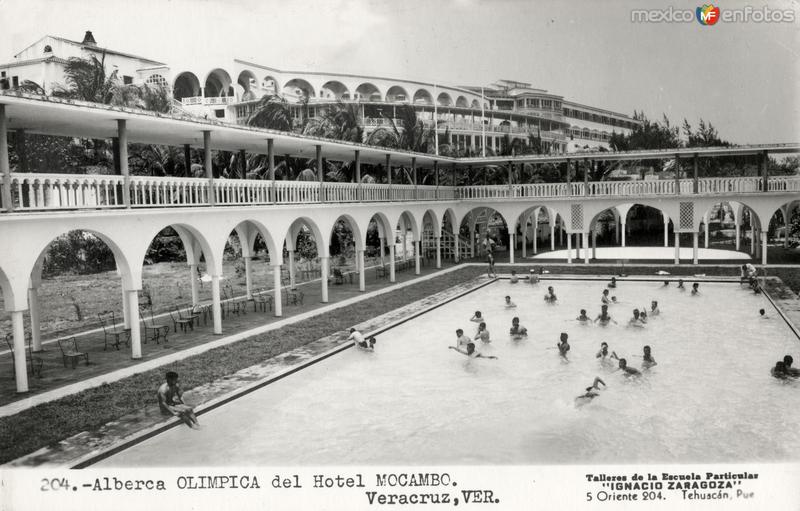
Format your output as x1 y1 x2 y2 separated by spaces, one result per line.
365 105 436 153
51 53 118 104
247 94 294 131
315 101 364 143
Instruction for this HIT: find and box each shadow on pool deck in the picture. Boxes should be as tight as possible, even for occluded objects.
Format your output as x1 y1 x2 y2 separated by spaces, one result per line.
0 257 456 408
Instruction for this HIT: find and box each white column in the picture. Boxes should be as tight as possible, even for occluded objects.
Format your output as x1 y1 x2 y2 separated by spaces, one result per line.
189 264 199 305
521 220 527 259
12 311 28 392
592 230 597 260
509 233 515 264
272 264 282 317
575 233 581 260
435 237 441 269
470 227 475 258
674 232 680 265
211 275 222 335
783 206 790 248
621 222 627 247
379 237 385 267
583 232 590 264
357 249 366 292
453 234 460 263
320 256 330 302
663 219 669 247
414 241 421 275
615 215 621 244
735 218 741 251
761 231 768 266
549 225 555 251
566 233 573 264
692 232 699 265
402 232 408 260
128 290 142 359
28 287 42 352
703 213 709 248
389 245 396 282
0 105 12 212
288 251 296 289
121 287 131 329
244 257 253 299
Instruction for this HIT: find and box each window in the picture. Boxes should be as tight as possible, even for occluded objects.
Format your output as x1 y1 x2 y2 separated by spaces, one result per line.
12 76 18 88
1 71 5 77
145 74 168 87
215 109 225 118
123 76 133 85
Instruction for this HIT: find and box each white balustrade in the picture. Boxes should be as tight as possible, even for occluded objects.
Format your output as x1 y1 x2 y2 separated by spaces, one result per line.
273 180 321 204
129 176 209 207
10 173 126 210
180 96 204 106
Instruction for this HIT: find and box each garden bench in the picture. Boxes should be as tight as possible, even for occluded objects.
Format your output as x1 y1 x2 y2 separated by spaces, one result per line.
57 337 89 369
99 312 129 351
5 332 43 378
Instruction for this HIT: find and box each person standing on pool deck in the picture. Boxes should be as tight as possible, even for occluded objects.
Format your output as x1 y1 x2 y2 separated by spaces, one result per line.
642 346 657 369
449 342 497 359
544 286 557 303
487 252 497 278
594 305 616 325
557 332 570 360
618 358 641 377
157 371 199 429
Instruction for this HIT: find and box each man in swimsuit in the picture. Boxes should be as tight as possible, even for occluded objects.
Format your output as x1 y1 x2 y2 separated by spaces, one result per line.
596 341 618 361
470 311 485 323
628 309 644 327
642 345 657 369
783 355 800 377
455 328 471 349
557 332 570 360
544 286 557 303
594 305 616 325
576 309 590 323
650 301 660 316
475 322 491 343
575 377 607 404
691 282 700 295
618 358 641 377
529 269 540 284
449 342 497 359
487 252 497 278
157 371 199 429
677 279 685 290
608 277 617 289
504 296 517 308
510 317 528 337
601 289 611 305
509 270 519 284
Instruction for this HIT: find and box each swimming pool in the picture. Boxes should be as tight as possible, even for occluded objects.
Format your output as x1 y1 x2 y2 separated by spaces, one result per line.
101 279 800 466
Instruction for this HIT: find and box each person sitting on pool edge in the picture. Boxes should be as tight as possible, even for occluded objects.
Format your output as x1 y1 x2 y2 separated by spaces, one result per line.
594 305 617 325
601 289 611 305
509 270 519 284
470 311 485 323
557 332 570 360
617 358 641 377
741 263 757 286
575 377 607 405
475 322 491 343
691 282 700 295
157 371 200 429
576 309 591 323
783 355 800 377
504 295 517 308
608 277 617 289
509 317 528 338
642 345 657 369
448 342 497 359
544 286 557 303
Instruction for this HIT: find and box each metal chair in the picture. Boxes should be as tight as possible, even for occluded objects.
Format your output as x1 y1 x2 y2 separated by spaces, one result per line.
99 312 129 351
332 268 345 285
57 337 89 369
252 289 273 312
141 307 169 345
170 307 197 332
5 332 43 378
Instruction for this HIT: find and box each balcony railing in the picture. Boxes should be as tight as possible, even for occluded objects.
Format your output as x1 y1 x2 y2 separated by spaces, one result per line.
180 96 236 107
3 173 798 212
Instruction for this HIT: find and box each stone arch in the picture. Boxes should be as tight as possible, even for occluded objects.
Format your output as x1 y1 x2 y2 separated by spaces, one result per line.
395 210 420 241
237 70 259 101
232 219 282 261
283 78 316 99
172 71 201 101
386 85 409 103
355 82 382 101
456 96 468 108
204 68 234 97
443 208 458 236
140 223 219 277
413 88 433 105
436 92 453 107
422 209 441 238
328 213 365 255
369 212 394 241
286 216 327 258
262 75 279 95
471 99 480 109
0 265 13 314
320 80 350 100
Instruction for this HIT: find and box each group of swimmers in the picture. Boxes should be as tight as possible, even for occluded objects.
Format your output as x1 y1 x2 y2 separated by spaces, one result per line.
771 355 800 380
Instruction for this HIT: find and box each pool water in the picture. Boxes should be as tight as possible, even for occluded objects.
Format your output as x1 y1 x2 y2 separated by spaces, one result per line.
102 280 800 466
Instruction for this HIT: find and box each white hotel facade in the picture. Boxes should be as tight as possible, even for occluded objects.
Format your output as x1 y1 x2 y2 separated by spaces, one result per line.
0 32 640 155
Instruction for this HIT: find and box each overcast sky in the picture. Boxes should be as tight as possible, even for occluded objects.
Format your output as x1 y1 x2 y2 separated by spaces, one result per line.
0 0 797 144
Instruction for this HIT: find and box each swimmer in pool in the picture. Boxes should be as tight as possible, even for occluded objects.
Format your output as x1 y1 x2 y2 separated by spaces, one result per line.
455 328 472 349
677 279 685 290
641 345 657 369
470 311 485 323
544 286 557 303
576 309 591 323
575 377 607 404
691 282 700 295
783 355 800 378
662 280 670 287
449 342 497 359
557 332 570 360
608 277 617 289
759 308 768 318
771 361 789 379
504 295 517 308
509 270 519 284
475 322 491 343
601 289 611 305
594 305 617 325
596 342 618 361
650 301 660 316
628 309 645 327
509 317 528 338
611 296 619 305
639 310 648 323
618 358 641 377
529 269 540 284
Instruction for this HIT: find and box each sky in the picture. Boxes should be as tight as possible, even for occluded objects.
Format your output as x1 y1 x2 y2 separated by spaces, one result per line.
0 0 798 144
